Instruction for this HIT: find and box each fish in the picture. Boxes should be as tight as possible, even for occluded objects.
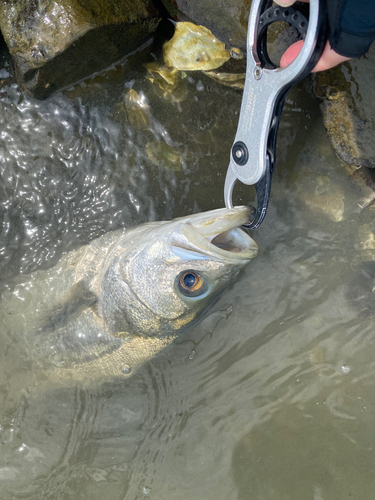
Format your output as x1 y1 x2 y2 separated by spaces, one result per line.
0 207 258 384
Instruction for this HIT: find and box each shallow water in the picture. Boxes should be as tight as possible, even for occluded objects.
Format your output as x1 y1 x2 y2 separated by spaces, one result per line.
1 37 375 499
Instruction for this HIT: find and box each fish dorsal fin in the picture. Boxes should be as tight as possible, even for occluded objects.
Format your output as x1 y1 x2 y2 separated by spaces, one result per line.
36 280 97 334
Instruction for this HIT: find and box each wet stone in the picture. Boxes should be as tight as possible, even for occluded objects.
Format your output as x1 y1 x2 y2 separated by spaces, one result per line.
159 13 299 91
120 89 152 131
203 70 245 90
146 62 189 102
160 0 251 53
120 364 132 376
0 0 161 99
163 22 230 72
145 141 184 171
312 43 375 169
159 20 246 94
294 161 375 223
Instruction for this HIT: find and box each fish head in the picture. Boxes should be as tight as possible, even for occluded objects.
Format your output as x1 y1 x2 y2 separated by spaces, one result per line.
100 207 258 337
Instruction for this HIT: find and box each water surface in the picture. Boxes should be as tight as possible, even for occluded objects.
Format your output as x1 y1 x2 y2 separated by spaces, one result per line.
1 38 375 500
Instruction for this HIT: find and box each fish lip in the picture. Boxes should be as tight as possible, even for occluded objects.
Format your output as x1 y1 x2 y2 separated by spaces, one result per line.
171 206 258 261
208 226 258 260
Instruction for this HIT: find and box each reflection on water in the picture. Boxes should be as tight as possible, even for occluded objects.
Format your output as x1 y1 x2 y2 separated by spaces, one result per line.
1 38 375 499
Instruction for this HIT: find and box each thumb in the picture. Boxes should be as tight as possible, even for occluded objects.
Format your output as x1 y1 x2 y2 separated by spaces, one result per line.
280 40 351 72
280 40 304 68
273 0 297 6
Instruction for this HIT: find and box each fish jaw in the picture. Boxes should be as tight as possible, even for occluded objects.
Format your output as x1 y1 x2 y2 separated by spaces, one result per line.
168 206 258 263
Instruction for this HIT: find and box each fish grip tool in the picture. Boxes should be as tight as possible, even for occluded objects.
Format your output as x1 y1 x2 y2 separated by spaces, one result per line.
224 0 327 229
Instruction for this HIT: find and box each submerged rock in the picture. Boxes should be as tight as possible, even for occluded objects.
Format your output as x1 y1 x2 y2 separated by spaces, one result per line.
312 44 375 169
299 175 345 223
0 0 161 99
145 140 184 171
204 70 245 89
295 163 375 223
146 62 188 102
121 89 152 131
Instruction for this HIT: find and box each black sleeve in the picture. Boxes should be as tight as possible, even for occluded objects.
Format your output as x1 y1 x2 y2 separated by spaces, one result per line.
327 0 375 58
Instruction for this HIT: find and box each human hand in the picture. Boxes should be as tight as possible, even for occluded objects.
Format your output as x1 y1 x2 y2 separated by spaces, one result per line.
279 39 351 72
274 0 351 72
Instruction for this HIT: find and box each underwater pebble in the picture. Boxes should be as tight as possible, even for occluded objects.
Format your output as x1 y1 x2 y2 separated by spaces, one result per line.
188 349 196 360
196 80 204 91
120 364 132 375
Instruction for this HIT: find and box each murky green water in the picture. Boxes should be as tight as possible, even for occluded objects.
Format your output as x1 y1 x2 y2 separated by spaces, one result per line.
1 36 375 500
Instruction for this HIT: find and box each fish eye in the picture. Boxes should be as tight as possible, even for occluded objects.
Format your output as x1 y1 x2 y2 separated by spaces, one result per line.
178 271 204 296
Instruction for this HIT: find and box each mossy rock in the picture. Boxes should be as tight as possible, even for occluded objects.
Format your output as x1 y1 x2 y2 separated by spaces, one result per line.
0 0 161 99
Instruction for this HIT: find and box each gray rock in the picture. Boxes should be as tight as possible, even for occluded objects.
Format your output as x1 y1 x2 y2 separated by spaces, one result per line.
312 44 375 169
0 0 161 99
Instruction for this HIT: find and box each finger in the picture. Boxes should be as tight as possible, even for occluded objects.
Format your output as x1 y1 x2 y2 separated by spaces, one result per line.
273 0 297 6
280 40 304 68
312 41 351 72
280 40 351 72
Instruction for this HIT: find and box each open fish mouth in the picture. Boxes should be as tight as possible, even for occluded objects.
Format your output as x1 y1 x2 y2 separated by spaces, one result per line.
171 206 258 262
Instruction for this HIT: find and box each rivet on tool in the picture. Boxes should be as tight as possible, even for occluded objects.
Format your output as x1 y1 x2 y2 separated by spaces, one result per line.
232 141 249 166
253 67 263 80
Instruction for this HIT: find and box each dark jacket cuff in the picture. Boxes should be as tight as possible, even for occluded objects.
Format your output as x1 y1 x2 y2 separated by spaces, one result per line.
328 0 375 58
330 30 375 58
